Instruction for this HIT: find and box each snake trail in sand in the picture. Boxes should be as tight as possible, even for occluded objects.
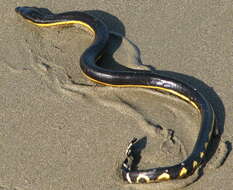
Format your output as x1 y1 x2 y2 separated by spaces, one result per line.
15 6 216 184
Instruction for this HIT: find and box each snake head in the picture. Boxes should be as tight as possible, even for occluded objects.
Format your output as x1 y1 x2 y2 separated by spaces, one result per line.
15 6 53 22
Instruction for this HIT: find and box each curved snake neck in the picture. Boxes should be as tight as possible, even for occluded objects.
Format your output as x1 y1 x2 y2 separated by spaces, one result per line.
15 6 215 184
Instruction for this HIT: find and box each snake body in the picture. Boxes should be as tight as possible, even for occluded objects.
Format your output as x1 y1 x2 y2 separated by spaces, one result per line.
15 6 215 183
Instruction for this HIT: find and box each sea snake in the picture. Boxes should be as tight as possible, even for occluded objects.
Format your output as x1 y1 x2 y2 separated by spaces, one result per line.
15 6 215 183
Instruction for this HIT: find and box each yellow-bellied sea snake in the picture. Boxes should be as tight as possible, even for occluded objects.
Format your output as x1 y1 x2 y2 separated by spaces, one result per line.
15 6 215 183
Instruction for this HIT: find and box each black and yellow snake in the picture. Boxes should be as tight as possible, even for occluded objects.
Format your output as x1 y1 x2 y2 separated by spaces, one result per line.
15 6 215 184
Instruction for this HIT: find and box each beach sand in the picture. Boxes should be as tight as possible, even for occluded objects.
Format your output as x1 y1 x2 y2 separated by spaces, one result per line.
0 0 232 189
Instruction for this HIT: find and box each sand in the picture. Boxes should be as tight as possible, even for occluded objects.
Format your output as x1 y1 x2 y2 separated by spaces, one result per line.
0 0 232 190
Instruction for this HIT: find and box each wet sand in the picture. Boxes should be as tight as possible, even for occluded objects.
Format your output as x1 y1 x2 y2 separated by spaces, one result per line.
0 0 232 190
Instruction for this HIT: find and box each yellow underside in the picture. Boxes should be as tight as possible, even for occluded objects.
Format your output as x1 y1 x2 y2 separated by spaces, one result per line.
25 19 95 34
27 17 199 111
82 71 199 110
